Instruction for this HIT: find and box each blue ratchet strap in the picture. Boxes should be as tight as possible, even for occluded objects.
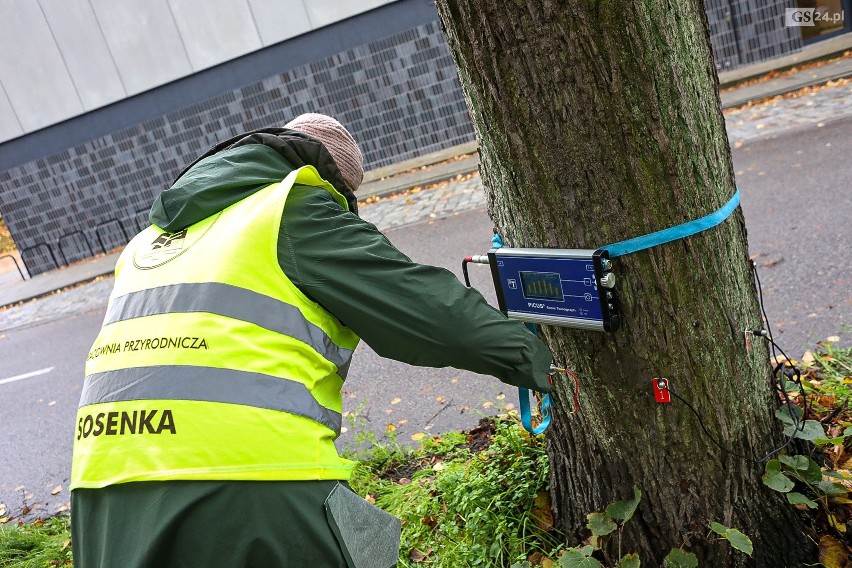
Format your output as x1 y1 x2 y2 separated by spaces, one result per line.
602 187 740 258
492 233 552 435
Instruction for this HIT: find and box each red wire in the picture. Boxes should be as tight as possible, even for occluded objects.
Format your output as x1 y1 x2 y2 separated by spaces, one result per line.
565 369 580 414
550 368 581 414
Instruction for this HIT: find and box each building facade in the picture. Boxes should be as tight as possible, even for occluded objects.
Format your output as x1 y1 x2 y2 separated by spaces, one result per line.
0 0 819 275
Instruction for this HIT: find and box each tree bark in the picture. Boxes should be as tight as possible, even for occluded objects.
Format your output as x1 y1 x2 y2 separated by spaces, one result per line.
434 1 812 565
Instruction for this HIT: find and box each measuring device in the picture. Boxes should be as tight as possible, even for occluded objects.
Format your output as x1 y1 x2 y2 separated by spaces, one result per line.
486 247 620 332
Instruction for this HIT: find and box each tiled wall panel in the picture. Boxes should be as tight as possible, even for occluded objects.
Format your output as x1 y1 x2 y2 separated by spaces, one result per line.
1 21 476 276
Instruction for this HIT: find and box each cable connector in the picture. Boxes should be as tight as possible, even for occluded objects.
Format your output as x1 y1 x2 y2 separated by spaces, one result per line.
653 378 671 403
743 328 771 353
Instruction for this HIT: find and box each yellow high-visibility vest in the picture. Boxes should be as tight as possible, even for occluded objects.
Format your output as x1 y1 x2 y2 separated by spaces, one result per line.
71 166 360 489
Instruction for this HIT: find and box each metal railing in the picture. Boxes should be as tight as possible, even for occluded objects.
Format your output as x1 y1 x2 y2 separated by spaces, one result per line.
19 242 59 275
95 218 130 254
57 230 94 267
0 253 26 280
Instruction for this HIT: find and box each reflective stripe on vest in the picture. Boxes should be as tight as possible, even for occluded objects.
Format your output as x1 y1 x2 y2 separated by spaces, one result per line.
80 365 341 433
104 282 354 373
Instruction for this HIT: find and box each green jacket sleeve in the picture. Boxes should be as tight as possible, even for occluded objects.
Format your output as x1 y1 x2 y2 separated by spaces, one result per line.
278 186 553 393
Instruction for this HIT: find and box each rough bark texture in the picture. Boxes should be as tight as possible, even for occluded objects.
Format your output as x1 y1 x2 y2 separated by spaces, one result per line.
434 1 812 565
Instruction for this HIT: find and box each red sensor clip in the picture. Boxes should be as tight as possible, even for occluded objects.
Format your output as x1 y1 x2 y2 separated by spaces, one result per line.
653 378 671 403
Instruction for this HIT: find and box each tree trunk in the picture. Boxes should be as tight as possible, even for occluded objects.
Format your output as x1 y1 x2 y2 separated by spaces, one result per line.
434 1 812 565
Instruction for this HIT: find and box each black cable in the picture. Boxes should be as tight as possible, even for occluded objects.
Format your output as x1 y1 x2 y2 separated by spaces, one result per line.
461 258 472 287
751 261 809 457
664 384 758 462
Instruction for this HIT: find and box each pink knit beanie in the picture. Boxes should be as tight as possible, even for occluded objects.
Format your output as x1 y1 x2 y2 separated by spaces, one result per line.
284 113 364 192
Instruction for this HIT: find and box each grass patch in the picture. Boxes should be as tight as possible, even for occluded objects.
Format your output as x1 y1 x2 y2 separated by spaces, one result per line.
0 516 72 567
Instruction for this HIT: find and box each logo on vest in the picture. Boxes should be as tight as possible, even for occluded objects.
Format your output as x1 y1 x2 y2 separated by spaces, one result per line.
134 229 187 269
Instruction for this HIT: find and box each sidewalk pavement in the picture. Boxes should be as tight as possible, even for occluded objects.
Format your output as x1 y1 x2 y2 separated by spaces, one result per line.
2 38 851 311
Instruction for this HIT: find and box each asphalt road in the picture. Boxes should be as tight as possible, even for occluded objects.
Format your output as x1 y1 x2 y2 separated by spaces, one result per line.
0 116 849 520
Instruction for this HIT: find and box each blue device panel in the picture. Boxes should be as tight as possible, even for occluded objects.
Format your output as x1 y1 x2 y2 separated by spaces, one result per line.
488 248 619 332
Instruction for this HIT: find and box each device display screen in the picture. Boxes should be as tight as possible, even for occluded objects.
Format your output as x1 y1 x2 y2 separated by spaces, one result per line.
519 271 564 301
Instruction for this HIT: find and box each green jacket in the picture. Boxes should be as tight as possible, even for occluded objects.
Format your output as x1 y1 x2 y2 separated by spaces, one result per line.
150 128 553 392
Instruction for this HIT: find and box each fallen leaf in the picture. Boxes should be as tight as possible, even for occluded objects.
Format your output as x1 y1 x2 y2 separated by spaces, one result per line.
827 336 841 343
386 423 396 432
365 494 375 504
0 504 5 516
482 401 493 409
411 432 426 441
48 401 56 406
51 485 62 495
391 397 401 405
397 419 408 425
60 539 71 552
0 517 9 524
828 514 847 533
340 427 348 434
409 548 430 562
819 534 851 568
451 378 459 384
435 395 446 404
14 486 24 492
802 351 815 365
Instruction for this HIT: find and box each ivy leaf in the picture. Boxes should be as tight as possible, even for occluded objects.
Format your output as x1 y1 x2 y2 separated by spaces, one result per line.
814 436 845 446
804 459 824 483
615 553 640 568
709 522 729 536
817 481 848 496
559 548 604 568
606 487 642 523
779 455 810 471
787 492 818 508
587 512 617 537
709 522 753 556
776 405 803 426
664 548 698 568
784 420 828 442
725 528 753 556
762 470 794 493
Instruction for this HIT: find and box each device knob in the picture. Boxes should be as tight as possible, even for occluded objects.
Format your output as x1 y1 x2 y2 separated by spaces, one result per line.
599 273 616 289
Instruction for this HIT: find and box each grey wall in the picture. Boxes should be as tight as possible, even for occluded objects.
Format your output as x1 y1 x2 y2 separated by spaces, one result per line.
0 0 396 143
0 0 807 277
